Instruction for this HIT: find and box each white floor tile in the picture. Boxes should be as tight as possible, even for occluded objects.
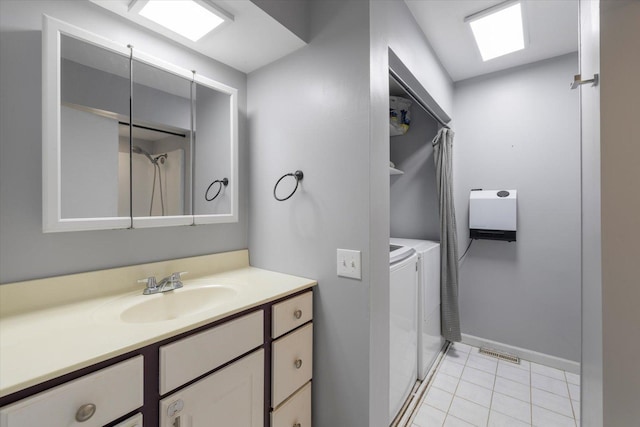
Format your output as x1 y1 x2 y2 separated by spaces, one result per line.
568 382 580 402
413 345 580 427
488 410 532 427
532 405 576 427
494 376 531 402
461 366 496 389
450 342 474 354
497 363 530 386
466 353 498 374
446 351 469 366
413 403 446 427
448 396 490 427
425 386 454 413
531 388 574 418
531 373 570 397
440 360 465 378
491 392 531 424
530 362 565 381
455 380 493 408
443 415 475 427
565 371 580 386
432 372 460 394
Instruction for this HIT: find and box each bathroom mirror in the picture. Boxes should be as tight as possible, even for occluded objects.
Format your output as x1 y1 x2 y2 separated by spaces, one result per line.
43 16 238 232
193 80 235 218
129 57 193 228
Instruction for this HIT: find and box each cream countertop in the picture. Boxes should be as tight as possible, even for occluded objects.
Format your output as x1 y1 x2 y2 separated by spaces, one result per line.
0 250 316 398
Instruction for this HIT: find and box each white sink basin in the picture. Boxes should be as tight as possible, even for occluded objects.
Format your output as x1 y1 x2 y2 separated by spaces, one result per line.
97 285 238 324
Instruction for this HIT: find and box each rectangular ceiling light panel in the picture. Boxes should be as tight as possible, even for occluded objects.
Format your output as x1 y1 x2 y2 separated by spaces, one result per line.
467 1 525 62
137 0 226 42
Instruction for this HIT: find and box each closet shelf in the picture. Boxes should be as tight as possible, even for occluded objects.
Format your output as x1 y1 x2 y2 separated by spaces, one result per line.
390 167 404 176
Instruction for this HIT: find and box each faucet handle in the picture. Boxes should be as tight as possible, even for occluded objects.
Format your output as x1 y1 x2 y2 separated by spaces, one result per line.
139 276 158 294
171 271 188 281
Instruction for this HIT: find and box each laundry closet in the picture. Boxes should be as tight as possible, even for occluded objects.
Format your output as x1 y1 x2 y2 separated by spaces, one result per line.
387 51 448 425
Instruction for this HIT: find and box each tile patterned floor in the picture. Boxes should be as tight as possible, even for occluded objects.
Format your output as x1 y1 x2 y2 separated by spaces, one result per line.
412 343 580 427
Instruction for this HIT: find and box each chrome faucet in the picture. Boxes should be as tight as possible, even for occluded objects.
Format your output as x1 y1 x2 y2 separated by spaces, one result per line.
138 271 187 295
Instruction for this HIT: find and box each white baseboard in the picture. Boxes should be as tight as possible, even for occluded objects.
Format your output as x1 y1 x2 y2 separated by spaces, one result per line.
461 333 581 374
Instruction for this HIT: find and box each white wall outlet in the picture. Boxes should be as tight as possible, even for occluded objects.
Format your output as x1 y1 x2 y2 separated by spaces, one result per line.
337 249 362 280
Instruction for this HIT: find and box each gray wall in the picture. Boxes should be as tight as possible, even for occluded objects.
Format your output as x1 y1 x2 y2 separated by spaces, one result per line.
390 107 440 240
0 0 248 283
248 1 373 425
248 1 454 426
600 0 640 423
452 54 581 362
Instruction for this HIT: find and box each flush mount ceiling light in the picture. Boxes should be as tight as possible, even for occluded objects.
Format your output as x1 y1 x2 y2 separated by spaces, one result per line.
465 1 525 62
129 0 233 42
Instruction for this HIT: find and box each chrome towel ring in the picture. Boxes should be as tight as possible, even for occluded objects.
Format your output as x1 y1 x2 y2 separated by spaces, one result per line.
274 170 304 201
205 178 229 201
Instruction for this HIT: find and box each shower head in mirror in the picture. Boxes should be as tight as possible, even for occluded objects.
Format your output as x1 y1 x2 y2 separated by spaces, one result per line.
132 145 155 163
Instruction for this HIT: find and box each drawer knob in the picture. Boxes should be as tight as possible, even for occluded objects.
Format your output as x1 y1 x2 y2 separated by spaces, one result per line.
75 403 96 422
294 359 303 369
293 423 302 427
294 309 303 319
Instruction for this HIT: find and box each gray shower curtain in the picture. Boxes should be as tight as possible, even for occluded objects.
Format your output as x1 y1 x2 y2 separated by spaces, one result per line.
432 128 462 342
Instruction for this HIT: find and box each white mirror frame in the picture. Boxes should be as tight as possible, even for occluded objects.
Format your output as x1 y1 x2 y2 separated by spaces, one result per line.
42 15 238 232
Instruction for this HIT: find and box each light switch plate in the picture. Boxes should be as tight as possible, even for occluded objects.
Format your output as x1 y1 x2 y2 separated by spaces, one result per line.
337 249 362 280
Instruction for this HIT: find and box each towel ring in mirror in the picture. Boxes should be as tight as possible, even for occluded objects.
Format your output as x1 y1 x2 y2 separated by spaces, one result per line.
205 178 229 201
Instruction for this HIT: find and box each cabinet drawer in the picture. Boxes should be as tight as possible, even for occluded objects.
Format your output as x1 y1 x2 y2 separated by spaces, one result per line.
271 381 311 427
272 292 313 338
0 356 143 427
160 310 263 395
272 323 313 408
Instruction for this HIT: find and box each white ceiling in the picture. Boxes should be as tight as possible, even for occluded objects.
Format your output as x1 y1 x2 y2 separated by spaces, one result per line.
405 0 579 82
88 0 306 74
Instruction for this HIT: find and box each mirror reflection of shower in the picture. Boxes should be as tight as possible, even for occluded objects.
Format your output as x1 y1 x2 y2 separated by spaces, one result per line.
132 145 168 216
117 122 188 218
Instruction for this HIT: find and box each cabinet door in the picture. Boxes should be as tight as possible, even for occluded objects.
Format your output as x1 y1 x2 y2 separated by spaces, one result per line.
159 350 263 427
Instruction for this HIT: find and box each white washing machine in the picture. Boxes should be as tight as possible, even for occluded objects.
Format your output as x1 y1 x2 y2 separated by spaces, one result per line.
391 238 444 380
388 245 418 425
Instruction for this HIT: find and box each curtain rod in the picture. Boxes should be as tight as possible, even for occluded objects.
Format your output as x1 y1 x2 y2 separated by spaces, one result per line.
389 71 450 129
118 121 186 138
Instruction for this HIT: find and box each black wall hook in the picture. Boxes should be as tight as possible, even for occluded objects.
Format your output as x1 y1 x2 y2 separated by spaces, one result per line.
274 170 304 201
205 178 229 201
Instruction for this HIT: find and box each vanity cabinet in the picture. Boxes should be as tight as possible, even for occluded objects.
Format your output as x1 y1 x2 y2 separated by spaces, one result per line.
0 356 144 427
0 290 313 427
270 292 313 427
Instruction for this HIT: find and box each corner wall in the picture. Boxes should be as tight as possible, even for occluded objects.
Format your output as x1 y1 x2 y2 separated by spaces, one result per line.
453 54 582 362
247 1 373 425
0 1 248 283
